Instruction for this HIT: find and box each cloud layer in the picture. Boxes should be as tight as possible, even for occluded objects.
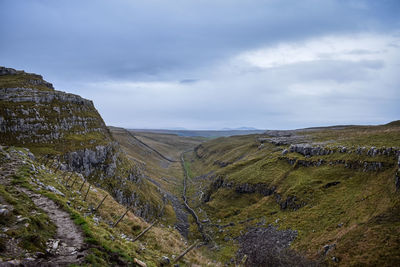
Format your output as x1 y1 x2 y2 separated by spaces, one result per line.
1 0 399 129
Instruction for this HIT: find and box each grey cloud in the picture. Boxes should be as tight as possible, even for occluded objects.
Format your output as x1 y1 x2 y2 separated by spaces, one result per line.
1 0 399 82
180 79 198 84
344 49 384 55
279 60 385 83
0 0 399 129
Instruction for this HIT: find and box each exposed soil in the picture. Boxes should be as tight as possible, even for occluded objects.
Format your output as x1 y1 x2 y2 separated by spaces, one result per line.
0 148 86 266
18 187 86 266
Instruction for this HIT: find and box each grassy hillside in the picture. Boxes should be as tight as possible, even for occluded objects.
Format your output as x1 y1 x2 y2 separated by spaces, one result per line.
131 130 203 161
184 122 400 265
109 127 203 194
0 145 215 266
108 127 208 240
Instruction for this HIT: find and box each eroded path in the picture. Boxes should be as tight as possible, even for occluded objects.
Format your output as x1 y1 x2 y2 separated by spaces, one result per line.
18 188 86 266
0 148 86 266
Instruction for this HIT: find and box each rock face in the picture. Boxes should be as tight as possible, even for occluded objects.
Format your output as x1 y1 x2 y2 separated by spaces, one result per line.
63 144 118 177
203 176 305 211
0 67 160 220
0 68 111 164
279 156 390 172
0 66 54 90
213 160 232 168
0 69 117 181
289 144 334 156
0 67 18 75
0 87 109 145
285 143 400 158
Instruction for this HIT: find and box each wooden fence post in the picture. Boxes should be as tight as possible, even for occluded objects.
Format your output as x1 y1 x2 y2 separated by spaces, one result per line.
60 171 68 181
95 195 108 212
65 173 73 186
112 208 130 228
70 176 79 188
131 220 157 242
79 180 86 192
83 184 91 201
53 160 61 174
173 240 199 263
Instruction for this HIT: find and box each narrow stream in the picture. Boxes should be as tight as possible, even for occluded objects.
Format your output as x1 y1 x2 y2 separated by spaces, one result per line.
180 151 210 243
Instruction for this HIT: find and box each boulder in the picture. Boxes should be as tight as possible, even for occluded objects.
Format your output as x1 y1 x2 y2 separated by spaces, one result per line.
160 256 170 266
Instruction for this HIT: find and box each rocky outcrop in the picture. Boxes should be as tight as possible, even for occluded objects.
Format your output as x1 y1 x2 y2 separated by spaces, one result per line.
63 144 118 177
286 144 400 158
203 176 304 211
0 88 109 145
194 144 204 159
0 87 91 104
279 156 391 172
289 144 334 156
0 67 161 221
235 183 276 196
275 194 305 210
259 135 308 146
0 67 18 75
213 160 232 168
259 132 400 159
0 68 117 180
323 181 341 188
113 188 154 219
0 67 54 90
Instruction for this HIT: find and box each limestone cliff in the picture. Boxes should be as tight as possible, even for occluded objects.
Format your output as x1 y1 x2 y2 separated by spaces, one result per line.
0 66 161 220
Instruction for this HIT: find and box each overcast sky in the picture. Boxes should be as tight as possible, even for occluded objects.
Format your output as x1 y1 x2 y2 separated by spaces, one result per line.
1 0 399 130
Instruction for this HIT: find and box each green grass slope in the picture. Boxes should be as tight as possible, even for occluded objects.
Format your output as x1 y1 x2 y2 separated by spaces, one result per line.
185 122 400 265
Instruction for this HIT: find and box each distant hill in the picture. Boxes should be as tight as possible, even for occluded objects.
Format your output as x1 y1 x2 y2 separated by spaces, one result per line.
385 120 400 127
129 128 266 138
221 127 260 130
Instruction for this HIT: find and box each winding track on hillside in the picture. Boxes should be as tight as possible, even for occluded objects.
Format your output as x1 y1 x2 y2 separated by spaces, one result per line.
19 187 86 266
0 150 86 266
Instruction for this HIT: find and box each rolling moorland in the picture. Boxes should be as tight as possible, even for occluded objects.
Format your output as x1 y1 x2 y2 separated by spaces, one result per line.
1 66 400 266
